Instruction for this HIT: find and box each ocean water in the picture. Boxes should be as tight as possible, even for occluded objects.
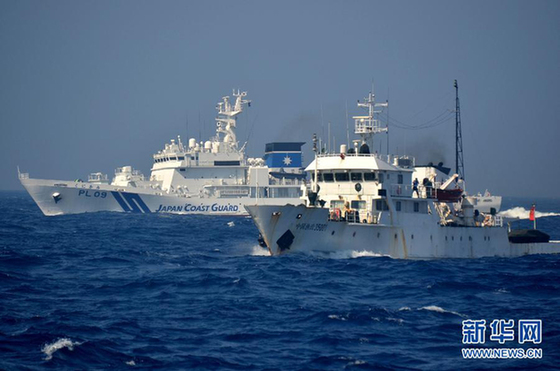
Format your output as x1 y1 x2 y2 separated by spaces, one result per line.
1 191 559 370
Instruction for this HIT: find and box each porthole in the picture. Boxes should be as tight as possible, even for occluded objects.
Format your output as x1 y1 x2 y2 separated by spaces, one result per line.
394 234 398 239
452 236 454 241
445 236 448 241
296 214 302 219
460 236 463 241
469 236 472 241
411 234 414 240
377 232 380 238
353 231 356 237
430 235 433 241
331 231 335 235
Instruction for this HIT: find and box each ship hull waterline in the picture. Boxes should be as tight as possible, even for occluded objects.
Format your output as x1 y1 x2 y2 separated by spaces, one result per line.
21 178 302 216
245 204 560 259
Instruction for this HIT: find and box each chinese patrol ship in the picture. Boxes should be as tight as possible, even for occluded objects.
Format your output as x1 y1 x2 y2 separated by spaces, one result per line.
246 84 559 258
20 90 306 216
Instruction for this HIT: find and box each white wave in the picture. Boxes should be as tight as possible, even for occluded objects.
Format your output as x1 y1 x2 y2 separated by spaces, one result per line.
227 221 235 227
126 360 136 366
42 338 81 361
386 317 404 325
325 250 390 259
418 305 465 317
328 314 347 321
347 360 367 366
398 306 411 312
250 245 270 256
499 207 560 219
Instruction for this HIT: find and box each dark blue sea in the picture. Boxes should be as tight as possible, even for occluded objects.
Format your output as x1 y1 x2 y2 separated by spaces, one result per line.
1 191 559 370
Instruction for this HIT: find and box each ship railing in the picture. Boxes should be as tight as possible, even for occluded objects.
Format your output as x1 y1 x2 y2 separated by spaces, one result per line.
328 208 378 224
316 153 415 167
418 185 436 199
494 215 503 227
391 184 413 197
19 172 30 179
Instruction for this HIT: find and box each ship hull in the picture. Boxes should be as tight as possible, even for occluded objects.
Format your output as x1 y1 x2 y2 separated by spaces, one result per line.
245 204 560 258
21 178 302 216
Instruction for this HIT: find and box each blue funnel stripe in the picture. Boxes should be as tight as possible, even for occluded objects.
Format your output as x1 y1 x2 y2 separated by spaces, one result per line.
122 192 151 213
111 191 132 212
264 152 302 168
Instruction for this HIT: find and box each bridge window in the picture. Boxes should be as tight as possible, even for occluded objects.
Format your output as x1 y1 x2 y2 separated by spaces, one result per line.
364 172 376 181
351 172 363 181
323 173 334 182
335 172 349 181
311 172 323 182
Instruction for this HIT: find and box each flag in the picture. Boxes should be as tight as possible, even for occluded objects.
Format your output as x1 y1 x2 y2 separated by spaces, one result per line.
529 205 536 221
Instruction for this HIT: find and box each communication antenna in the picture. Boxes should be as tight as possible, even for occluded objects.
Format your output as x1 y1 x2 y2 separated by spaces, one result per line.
455 80 465 181
345 100 350 147
386 88 390 155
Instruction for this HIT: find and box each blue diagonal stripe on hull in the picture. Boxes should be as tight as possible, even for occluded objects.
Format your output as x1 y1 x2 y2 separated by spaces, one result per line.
111 191 132 212
122 192 151 213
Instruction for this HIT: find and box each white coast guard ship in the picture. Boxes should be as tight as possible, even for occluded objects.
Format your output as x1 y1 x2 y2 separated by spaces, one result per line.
20 90 306 216
246 86 559 258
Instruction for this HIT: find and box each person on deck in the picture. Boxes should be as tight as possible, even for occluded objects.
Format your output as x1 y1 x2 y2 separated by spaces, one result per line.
413 178 419 197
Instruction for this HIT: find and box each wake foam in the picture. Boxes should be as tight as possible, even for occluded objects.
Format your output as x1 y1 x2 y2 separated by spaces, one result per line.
250 246 270 256
499 207 560 219
326 250 390 259
42 338 81 361
418 305 465 317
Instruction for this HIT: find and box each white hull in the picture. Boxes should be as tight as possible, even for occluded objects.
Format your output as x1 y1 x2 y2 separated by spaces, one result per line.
246 204 560 259
21 178 302 216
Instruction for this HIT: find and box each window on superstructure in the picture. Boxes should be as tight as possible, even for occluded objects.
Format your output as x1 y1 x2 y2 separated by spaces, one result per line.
396 201 402 211
330 200 344 210
351 200 366 210
311 172 323 182
398 174 403 184
414 202 419 213
378 173 384 183
335 172 349 181
178 156 185 160
323 173 334 182
375 199 389 211
351 172 363 181
364 172 376 181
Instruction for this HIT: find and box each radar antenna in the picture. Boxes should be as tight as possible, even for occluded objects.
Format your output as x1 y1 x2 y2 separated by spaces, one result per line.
352 89 388 152
214 90 251 152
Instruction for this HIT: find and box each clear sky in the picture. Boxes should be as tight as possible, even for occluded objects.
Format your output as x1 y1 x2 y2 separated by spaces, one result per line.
1 0 559 197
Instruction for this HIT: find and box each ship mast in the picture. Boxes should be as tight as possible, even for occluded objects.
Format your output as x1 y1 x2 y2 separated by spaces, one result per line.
454 80 465 182
353 90 388 152
214 90 251 152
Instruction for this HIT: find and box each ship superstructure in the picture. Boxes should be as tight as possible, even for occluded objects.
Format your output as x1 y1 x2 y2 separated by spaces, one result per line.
246 86 559 258
20 90 305 216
